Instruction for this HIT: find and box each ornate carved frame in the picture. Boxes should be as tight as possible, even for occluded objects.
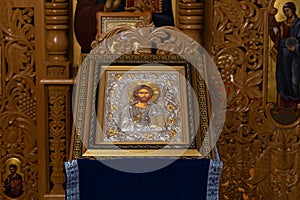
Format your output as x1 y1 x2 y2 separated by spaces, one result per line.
74 55 208 157
96 11 152 34
69 24 225 159
72 54 208 157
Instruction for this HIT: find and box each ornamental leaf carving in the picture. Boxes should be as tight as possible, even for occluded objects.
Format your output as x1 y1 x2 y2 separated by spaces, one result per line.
6 43 31 80
234 68 262 99
92 26 200 55
0 113 36 155
248 101 275 134
0 3 37 199
219 0 245 27
224 29 244 46
211 0 300 199
245 70 262 86
48 89 67 194
0 0 12 35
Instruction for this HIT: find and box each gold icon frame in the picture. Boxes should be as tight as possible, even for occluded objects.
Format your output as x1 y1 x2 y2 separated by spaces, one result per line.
71 54 211 158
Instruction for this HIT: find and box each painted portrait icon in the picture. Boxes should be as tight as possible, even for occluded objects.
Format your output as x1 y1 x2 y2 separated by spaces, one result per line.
268 1 300 121
98 68 187 143
75 55 205 157
3 164 23 198
118 84 166 133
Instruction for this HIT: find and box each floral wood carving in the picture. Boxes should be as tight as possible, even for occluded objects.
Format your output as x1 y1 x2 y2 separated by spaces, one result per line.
213 0 300 199
91 25 201 55
47 65 67 77
0 1 37 199
247 102 300 199
48 87 68 194
44 0 71 196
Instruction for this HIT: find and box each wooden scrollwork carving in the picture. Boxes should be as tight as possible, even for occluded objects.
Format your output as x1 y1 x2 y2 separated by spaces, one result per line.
213 0 300 199
0 1 38 199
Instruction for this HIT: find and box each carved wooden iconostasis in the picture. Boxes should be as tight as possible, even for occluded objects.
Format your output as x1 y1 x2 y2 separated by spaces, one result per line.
0 0 299 199
213 0 300 199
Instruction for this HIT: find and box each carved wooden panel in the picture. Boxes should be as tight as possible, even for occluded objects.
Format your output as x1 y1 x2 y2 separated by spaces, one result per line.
47 86 70 194
0 0 71 199
212 0 300 199
0 1 38 199
2 0 299 199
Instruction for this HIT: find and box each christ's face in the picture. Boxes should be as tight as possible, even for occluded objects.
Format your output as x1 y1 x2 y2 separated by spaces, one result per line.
136 88 152 103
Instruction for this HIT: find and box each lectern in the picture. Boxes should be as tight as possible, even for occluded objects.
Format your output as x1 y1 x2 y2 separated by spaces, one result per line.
65 24 225 199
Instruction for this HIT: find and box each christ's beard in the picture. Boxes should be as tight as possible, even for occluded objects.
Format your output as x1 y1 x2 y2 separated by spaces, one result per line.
139 97 151 103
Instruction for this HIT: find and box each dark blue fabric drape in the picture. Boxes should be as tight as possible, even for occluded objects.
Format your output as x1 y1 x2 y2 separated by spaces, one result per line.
65 158 212 200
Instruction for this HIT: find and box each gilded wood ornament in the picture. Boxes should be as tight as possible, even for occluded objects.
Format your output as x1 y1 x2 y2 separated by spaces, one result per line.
213 0 300 199
0 1 38 199
48 87 69 194
2 0 299 199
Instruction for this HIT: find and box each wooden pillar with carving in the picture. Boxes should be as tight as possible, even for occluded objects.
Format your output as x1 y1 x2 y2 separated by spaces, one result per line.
41 0 72 198
178 0 204 44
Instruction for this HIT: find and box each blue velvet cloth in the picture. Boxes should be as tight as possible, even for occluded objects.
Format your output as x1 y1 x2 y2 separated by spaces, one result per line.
64 158 222 200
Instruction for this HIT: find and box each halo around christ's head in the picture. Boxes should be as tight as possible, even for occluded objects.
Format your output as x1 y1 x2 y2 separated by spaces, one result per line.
127 81 160 103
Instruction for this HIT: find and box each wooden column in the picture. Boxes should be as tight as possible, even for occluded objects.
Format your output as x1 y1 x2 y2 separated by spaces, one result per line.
178 0 204 44
42 1 72 198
